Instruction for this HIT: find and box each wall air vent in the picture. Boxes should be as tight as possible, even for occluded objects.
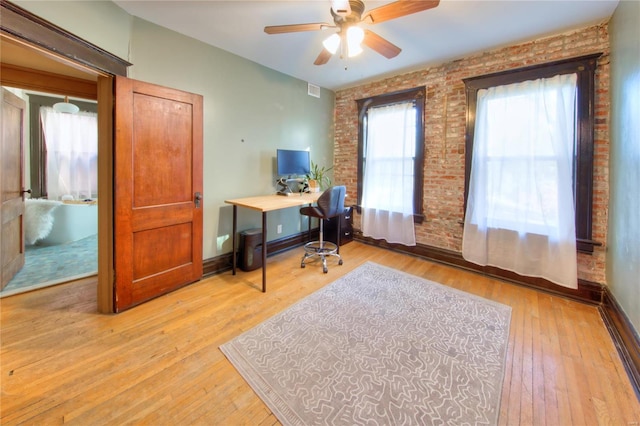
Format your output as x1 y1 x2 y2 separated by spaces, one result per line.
307 83 321 98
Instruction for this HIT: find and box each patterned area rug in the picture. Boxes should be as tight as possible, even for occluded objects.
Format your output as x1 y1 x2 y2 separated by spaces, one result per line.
220 262 511 426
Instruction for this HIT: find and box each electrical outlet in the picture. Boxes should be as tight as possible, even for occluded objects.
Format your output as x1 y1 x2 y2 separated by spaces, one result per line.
277 224 282 234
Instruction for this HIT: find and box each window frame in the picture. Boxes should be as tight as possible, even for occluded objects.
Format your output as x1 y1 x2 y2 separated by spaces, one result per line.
26 94 98 199
463 53 602 253
356 87 425 223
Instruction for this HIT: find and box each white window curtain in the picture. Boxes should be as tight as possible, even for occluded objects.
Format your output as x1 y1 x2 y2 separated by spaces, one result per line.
40 106 98 201
462 73 578 288
361 101 416 246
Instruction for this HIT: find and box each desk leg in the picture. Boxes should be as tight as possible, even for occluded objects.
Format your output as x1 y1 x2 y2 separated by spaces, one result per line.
306 203 312 242
232 205 237 275
262 211 267 292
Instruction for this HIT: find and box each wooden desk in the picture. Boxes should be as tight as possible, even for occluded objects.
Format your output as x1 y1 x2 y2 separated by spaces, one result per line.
225 192 320 292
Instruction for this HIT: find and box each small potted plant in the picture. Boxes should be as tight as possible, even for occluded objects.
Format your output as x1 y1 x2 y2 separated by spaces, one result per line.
305 161 332 192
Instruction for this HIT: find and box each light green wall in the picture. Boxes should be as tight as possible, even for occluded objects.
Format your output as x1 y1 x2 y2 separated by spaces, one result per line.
127 18 335 259
13 1 336 260
14 1 132 61
608 0 640 331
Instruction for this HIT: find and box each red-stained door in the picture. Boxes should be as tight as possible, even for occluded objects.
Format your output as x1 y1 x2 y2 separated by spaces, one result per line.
113 77 203 312
1 88 26 290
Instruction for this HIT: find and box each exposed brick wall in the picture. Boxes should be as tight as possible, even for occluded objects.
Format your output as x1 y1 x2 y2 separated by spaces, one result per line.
334 24 610 285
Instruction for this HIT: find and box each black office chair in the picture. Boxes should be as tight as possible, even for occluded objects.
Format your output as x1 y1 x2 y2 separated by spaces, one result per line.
300 185 346 273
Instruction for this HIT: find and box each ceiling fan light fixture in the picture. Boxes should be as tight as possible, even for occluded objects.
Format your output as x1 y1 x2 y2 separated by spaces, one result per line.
346 25 365 57
323 33 341 54
331 0 351 16
266 0 441 66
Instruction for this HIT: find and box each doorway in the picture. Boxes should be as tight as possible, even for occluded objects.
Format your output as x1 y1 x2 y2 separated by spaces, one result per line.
0 88 98 297
0 32 104 303
2 2 203 313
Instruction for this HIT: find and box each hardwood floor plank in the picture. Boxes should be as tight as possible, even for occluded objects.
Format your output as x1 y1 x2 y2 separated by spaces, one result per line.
538 293 561 426
550 297 576 425
518 288 535 425
1 242 639 425
561 355 587 425
530 309 546 425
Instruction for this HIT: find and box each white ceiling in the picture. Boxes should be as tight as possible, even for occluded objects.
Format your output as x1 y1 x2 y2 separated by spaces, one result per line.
113 0 619 91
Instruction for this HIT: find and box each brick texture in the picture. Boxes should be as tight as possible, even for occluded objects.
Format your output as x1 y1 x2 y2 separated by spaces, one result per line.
334 24 610 285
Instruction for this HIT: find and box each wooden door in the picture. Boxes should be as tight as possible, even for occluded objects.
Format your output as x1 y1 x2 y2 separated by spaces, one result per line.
1 88 26 290
113 77 203 312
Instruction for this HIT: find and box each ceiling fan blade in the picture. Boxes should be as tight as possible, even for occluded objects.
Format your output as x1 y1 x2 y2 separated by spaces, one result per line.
363 0 440 24
362 30 401 59
314 48 333 65
264 23 330 34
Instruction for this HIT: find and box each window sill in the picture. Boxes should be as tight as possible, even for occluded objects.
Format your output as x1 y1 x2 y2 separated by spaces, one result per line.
577 238 602 254
458 221 601 254
353 205 424 224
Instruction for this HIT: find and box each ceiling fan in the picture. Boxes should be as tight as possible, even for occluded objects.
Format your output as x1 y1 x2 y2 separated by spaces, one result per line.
264 0 440 65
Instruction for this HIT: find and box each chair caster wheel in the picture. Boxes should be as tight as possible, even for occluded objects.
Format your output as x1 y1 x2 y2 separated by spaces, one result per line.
323 267 328 273
301 263 305 268
339 259 343 265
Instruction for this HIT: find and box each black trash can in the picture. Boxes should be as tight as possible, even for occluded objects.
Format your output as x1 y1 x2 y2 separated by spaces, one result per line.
239 228 263 271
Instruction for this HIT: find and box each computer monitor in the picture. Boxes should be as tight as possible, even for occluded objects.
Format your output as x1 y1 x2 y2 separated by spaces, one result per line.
276 149 310 177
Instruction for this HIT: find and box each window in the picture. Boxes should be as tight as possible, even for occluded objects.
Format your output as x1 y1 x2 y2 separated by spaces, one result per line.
27 94 98 199
463 54 601 253
468 74 577 236
40 106 98 201
356 87 425 222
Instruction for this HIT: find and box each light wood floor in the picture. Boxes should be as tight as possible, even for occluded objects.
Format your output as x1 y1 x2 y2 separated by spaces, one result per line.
1 242 639 425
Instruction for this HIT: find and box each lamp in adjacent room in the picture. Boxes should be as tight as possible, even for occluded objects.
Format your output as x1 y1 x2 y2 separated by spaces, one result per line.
53 96 79 114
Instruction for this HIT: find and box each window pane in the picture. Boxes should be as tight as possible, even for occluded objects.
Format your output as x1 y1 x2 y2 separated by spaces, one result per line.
469 74 577 236
485 158 560 232
362 102 416 213
357 87 425 221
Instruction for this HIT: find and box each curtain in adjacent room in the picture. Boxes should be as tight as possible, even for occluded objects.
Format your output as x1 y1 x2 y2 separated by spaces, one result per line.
40 106 98 201
462 73 578 288
361 101 416 246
